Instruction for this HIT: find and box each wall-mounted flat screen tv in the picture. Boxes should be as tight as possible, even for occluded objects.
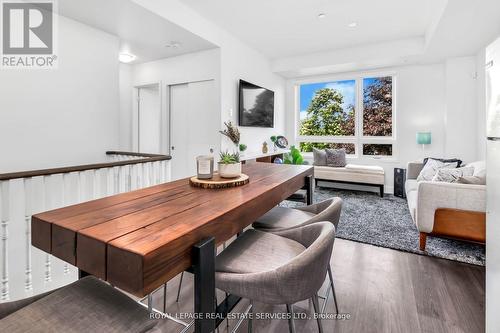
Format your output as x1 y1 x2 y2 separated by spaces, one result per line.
238 79 274 127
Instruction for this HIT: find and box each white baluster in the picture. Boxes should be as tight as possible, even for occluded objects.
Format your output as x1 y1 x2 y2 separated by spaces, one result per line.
142 163 149 188
155 162 160 184
42 177 51 283
160 161 167 182
149 162 154 185
1 181 10 300
24 178 34 291
137 163 143 189
92 169 99 199
126 165 132 192
61 174 70 275
114 167 120 194
106 168 112 196
130 164 138 190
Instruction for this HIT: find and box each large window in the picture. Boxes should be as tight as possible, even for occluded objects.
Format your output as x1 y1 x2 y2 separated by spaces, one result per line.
297 75 394 157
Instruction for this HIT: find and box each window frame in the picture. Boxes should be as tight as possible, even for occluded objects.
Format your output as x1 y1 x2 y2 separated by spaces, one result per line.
294 71 397 160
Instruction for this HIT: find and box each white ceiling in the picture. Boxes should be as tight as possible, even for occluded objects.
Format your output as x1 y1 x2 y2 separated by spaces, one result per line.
182 0 436 59
58 0 217 64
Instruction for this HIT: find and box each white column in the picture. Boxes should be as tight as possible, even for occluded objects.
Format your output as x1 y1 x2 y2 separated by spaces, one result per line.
24 178 33 291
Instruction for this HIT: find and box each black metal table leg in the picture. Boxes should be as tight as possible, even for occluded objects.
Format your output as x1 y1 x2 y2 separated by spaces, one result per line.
193 237 216 333
305 174 313 205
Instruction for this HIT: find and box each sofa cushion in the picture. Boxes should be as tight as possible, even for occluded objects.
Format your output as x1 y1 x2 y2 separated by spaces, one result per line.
314 165 385 185
406 190 418 222
312 148 327 166
466 160 486 179
405 179 418 195
325 148 346 167
431 166 474 183
345 164 384 174
216 229 306 274
0 277 159 333
457 176 486 185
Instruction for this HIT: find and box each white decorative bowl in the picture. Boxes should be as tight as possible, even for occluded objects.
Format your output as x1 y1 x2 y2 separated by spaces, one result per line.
218 162 242 178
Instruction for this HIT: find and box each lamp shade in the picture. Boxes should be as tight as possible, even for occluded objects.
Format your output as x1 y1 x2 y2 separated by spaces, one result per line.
416 132 432 145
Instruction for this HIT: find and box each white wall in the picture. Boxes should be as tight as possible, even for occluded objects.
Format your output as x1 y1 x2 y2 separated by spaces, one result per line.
476 49 487 160
286 64 448 193
444 57 478 162
0 15 120 173
132 0 286 154
119 64 133 151
220 44 286 153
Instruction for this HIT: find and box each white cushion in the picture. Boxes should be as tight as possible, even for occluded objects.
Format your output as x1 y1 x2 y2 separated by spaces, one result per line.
416 159 459 182
314 165 385 185
405 179 418 194
406 190 418 222
431 166 474 183
344 164 384 174
466 160 486 178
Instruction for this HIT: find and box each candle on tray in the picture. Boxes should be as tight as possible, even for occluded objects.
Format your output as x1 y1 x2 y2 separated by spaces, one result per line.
196 155 214 179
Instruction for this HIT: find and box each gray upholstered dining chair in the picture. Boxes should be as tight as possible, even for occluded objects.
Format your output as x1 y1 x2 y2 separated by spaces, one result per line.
216 222 335 333
252 198 342 232
252 197 342 314
0 276 166 332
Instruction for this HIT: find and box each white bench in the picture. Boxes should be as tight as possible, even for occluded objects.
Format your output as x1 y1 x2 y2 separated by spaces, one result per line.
314 164 385 197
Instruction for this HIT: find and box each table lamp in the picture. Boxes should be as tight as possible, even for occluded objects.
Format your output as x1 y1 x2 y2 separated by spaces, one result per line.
416 132 431 156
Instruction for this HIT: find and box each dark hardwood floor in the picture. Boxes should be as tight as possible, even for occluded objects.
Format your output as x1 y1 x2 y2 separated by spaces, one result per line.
149 238 485 333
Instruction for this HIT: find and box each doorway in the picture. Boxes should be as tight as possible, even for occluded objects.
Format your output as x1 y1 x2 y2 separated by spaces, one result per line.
169 80 219 180
135 83 163 154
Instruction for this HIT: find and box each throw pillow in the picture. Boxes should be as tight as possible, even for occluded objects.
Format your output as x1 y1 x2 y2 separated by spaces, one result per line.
417 158 461 182
423 157 462 167
432 166 474 183
312 148 327 166
457 176 486 185
325 148 346 167
466 160 486 179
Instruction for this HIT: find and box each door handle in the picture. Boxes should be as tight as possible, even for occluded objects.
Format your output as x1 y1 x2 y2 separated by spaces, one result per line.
171 146 175 150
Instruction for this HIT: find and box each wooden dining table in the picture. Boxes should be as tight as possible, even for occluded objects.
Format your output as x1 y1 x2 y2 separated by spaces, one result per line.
31 162 313 333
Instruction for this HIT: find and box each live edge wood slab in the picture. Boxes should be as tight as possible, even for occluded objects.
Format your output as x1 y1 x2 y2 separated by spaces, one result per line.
32 163 313 297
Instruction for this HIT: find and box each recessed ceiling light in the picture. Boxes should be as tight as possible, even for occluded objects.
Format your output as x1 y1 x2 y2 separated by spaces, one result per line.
119 53 136 63
318 13 326 19
165 41 181 48
348 22 357 28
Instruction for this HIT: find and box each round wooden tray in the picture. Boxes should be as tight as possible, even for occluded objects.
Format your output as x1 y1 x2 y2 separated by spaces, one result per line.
189 173 249 189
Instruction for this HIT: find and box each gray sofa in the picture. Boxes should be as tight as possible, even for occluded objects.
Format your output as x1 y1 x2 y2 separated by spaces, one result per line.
406 161 486 250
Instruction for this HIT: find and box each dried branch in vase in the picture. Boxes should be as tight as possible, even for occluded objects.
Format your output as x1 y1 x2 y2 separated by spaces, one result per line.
219 121 240 145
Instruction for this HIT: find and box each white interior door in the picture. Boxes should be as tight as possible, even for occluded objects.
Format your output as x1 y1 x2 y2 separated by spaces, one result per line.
138 84 161 153
170 80 219 180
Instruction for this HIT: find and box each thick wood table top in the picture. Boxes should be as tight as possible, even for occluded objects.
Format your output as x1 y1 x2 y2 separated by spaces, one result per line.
32 163 313 297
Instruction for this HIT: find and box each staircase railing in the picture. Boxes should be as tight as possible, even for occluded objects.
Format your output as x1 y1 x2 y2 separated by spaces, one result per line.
0 151 171 301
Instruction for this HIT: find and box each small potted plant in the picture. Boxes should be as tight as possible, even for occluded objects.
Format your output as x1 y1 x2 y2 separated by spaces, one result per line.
239 143 247 157
283 145 307 165
270 136 278 151
218 151 241 178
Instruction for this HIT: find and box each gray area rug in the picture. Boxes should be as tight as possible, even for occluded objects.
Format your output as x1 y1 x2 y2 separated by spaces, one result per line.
282 187 485 266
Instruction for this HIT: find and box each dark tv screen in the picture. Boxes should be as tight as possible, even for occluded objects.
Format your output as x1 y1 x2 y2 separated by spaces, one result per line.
239 80 274 127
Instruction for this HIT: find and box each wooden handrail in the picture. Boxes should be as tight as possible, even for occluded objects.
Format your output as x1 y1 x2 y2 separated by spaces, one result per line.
0 151 171 181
